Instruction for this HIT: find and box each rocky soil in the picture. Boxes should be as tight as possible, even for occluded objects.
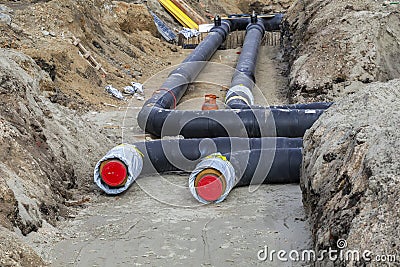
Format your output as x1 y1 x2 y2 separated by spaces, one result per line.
302 80 400 266
282 0 400 103
183 0 294 20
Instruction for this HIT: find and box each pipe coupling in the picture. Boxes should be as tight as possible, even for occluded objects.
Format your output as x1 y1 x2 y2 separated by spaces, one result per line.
225 85 255 106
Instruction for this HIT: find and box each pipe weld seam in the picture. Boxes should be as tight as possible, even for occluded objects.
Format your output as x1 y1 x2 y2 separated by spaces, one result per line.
225 85 255 105
159 88 177 109
246 22 266 34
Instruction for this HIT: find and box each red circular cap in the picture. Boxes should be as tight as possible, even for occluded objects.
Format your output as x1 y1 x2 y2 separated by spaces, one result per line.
196 175 223 201
101 160 127 187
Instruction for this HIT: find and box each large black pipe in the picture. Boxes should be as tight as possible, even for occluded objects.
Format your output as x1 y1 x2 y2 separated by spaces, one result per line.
94 137 303 194
189 147 301 203
139 106 325 138
227 148 302 186
226 17 266 109
135 137 302 174
230 21 265 89
146 20 232 109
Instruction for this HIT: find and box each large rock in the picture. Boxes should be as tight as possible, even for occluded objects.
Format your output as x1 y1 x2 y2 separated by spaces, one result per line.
282 0 400 102
301 79 400 266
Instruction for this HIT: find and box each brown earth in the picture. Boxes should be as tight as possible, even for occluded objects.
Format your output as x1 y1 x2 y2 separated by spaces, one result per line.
282 0 400 102
0 48 114 266
1 0 182 111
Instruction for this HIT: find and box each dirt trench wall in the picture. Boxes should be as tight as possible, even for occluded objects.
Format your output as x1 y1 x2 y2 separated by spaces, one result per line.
282 0 400 102
1 0 180 110
0 49 113 263
301 80 400 266
283 1 400 265
237 0 294 13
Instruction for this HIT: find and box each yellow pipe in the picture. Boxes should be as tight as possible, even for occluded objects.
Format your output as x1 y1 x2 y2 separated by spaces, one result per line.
159 0 199 29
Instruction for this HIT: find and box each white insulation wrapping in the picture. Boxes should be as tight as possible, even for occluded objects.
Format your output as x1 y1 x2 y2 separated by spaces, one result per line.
189 153 236 204
225 85 255 106
94 144 143 195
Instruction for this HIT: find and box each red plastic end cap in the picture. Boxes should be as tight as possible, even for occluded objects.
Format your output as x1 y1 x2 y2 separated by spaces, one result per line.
101 160 127 187
196 175 223 202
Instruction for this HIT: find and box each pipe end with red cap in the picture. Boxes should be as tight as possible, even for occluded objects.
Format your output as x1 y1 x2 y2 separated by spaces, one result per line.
94 144 144 195
189 153 236 204
196 173 225 202
192 167 229 203
100 159 128 187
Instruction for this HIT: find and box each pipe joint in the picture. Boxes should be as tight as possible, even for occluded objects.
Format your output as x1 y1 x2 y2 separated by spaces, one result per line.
210 22 231 39
225 85 254 106
246 20 266 35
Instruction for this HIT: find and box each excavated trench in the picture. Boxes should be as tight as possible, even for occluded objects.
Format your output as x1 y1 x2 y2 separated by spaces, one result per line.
1 0 399 265
42 25 315 266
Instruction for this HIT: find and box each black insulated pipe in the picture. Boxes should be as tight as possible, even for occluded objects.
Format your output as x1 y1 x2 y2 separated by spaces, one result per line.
228 148 302 186
135 137 302 174
139 106 325 138
225 19 266 109
189 148 302 203
94 137 303 194
143 20 232 110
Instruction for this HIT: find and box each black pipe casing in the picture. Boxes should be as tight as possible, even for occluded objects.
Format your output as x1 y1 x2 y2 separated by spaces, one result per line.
263 13 284 31
133 137 303 175
226 148 302 187
139 107 325 138
141 21 232 111
227 20 266 109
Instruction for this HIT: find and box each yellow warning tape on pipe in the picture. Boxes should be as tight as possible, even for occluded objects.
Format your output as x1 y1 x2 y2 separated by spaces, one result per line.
159 0 199 29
